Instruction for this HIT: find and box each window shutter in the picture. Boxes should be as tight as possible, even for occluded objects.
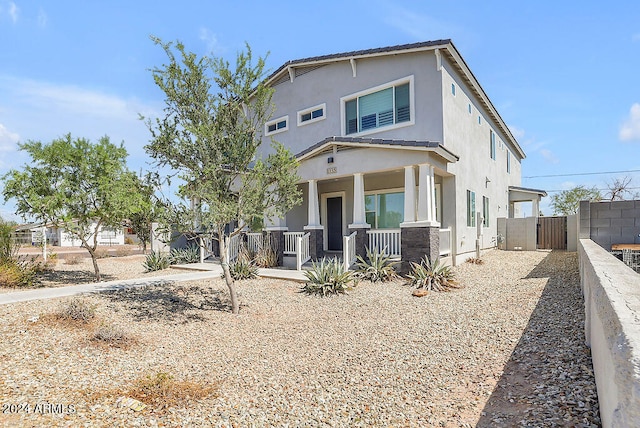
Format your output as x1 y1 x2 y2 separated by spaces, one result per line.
395 83 410 123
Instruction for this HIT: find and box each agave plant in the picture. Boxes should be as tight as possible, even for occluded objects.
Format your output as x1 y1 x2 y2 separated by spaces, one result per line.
228 246 258 280
169 245 200 264
406 256 459 292
143 251 170 272
354 246 398 283
302 257 353 296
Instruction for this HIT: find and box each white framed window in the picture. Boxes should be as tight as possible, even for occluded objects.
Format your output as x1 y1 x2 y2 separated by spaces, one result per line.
341 76 414 136
478 115 482 125
265 115 288 136
467 190 476 227
451 83 456 96
365 189 404 229
482 196 490 227
297 103 326 126
507 150 511 173
490 130 496 160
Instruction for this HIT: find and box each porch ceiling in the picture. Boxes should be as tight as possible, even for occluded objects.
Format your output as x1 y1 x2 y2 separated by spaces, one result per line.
509 186 547 202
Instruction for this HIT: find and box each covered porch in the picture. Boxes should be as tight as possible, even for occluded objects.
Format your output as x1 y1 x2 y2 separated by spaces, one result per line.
264 137 459 272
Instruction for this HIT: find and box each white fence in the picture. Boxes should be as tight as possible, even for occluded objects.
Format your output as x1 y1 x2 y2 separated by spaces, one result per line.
367 229 401 257
296 232 311 271
246 232 264 254
439 228 451 256
225 234 242 263
284 232 305 255
343 231 357 271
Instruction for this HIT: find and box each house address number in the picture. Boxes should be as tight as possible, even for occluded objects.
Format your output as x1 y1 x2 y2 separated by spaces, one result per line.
326 167 337 174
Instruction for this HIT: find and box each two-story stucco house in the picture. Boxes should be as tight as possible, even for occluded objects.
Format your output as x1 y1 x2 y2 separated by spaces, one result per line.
254 39 543 270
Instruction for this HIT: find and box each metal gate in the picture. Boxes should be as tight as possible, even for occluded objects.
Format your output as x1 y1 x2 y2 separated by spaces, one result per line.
537 216 567 250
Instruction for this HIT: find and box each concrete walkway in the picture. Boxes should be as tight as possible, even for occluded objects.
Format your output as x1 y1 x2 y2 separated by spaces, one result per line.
0 262 306 305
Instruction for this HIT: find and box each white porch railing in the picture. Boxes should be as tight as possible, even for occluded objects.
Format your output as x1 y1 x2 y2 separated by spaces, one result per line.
284 232 305 255
225 234 242 263
246 232 263 254
439 228 451 256
296 232 311 271
367 229 401 257
343 231 357 271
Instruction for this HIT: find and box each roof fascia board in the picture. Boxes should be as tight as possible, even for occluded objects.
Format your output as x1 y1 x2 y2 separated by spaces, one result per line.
297 141 459 163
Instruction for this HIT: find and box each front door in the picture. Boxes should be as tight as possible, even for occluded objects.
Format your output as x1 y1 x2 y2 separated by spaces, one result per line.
326 196 343 251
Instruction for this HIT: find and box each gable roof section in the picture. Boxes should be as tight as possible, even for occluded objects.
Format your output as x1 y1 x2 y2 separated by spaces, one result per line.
295 136 459 164
266 40 526 160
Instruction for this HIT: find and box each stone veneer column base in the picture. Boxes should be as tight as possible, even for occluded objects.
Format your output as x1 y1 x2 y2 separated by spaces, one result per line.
348 227 370 260
265 230 286 267
305 227 324 260
400 226 440 275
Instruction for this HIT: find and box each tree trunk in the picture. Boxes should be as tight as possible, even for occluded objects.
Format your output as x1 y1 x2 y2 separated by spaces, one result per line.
85 247 101 282
218 233 239 314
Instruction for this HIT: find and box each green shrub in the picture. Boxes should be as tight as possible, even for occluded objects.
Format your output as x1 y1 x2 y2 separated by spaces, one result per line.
57 297 96 323
354 246 398 283
302 257 353 296
143 251 170 272
0 220 20 264
0 261 37 288
406 256 459 292
169 245 200 265
229 258 258 280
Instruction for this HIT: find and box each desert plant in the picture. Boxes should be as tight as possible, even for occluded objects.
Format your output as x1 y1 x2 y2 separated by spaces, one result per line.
124 236 135 245
0 220 19 263
253 243 277 268
92 323 134 348
228 247 258 280
124 372 218 412
57 297 96 323
406 256 459 292
354 246 399 283
115 247 132 257
302 257 354 296
94 248 110 259
169 245 200 264
65 255 82 265
143 251 170 272
0 261 37 287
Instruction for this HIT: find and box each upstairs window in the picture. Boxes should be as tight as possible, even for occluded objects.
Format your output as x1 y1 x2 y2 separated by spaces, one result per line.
297 103 326 126
507 150 512 173
265 115 288 136
490 130 496 160
343 77 413 135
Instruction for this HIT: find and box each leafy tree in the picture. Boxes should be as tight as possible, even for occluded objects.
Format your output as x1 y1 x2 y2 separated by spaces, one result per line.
144 38 301 314
550 185 601 215
2 134 143 281
126 173 160 254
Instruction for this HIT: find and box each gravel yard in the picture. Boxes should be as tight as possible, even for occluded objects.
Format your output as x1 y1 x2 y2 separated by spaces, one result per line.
0 250 600 427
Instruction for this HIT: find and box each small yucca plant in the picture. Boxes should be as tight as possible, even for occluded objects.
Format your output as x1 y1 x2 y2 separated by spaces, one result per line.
228 246 258 280
143 251 170 272
406 256 459 292
302 257 353 296
354 246 398 283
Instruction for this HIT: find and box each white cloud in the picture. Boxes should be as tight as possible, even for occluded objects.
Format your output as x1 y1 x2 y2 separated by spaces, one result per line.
0 123 19 151
199 27 222 54
508 125 525 140
8 1 17 23
540 149 559 164
619 103 640 142
37 7 47 28
381 3 462 41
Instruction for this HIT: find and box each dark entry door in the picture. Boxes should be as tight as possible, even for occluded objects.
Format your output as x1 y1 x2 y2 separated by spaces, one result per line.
326 196 343 251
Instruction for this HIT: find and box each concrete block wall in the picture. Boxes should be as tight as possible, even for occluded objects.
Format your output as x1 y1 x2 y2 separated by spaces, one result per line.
497 217 537 251
579 239 640 427
580 200 640 250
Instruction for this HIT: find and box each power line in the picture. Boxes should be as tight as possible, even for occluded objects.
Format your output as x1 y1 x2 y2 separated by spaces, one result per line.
545 186 640 194
524 169 640 179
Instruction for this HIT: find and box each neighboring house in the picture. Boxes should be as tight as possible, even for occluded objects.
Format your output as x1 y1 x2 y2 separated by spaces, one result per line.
253 39 544 268
25 221 125 247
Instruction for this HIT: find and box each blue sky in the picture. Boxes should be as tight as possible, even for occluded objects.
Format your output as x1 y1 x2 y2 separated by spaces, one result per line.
1 0 639 220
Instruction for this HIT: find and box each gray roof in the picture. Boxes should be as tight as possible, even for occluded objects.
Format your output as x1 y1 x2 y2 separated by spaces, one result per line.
509 186 548 197
266 40 452 83
295 136 459 161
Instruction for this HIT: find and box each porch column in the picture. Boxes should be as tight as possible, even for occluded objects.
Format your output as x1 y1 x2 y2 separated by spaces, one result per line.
348 172 370 259
417 163 439 226
304 179 324 259
531 198 540 218
403 165 416 223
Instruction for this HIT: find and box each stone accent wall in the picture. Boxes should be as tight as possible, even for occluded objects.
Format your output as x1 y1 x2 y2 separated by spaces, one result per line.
266 230 285 267
400 226 439 274
308 228 324 260
348 227 369 260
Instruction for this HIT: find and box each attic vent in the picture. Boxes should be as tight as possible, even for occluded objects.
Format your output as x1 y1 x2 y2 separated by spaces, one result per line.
272 74 291 87
294 64 326 77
